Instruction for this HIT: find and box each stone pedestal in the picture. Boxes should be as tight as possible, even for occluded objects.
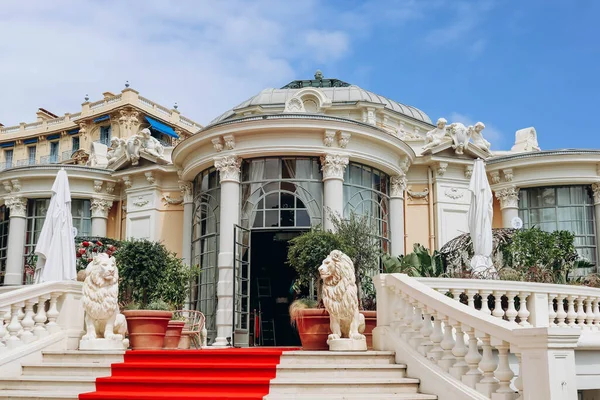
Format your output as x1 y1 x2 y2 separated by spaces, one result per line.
79 338 128 351
328 338 367 352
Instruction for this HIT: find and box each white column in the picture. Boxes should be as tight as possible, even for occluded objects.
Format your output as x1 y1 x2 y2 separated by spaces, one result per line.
90 198 113 237
390 175 406 257
4 197 27 285
213 155 242 347
321 153 348 231
592 183 600 267
495 186 520 228
180 181 194 266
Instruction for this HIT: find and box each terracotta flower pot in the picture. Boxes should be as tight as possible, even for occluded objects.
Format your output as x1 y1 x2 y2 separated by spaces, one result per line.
123 310 173 350
164 320 186 349
294 309 377 350
178 332 192 349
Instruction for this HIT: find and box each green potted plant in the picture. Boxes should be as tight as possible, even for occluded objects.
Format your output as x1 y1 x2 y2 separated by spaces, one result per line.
116 239 200 350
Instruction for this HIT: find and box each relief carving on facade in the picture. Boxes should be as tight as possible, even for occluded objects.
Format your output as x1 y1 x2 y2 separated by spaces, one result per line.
592 182 600 205
145 172 155 184
107 138 127 166
444 187 464 200
495 187 520 209
489 171 501 184
320 153 349 180
338 132 351 148
284 97 306 113
179 180 193 203
323 130 335 147
502 168 514 182
422 118 450 151
437 162 448 176
465 165 473 179
126 128 166 166
5 196 27 217
223 135 236 150
121 175 132 188
214 155 242 183
390 175 407 198
447 122 470 155
106 182 116 195
406 186 429 203
212 138 224 152
93 180 104 193
90 198 113 219
117 109 142 138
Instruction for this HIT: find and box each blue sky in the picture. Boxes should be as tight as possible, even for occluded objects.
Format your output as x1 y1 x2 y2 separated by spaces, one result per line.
1 0 598 151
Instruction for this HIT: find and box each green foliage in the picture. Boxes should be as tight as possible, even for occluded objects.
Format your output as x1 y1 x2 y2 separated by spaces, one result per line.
146 299 171 311
382 244 445 277
75 236 120 272
116 239 200 309
287 228 347 293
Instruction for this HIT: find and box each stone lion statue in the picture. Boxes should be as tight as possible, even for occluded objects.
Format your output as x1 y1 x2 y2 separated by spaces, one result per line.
319 250 365 343
81 253 127 341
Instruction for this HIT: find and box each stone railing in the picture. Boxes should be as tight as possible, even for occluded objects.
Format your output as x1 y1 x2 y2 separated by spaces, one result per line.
374 274 581 400
0 281 84 355
418 278 600 344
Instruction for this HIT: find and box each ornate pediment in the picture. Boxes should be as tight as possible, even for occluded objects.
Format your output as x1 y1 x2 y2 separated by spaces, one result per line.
422 141 490 160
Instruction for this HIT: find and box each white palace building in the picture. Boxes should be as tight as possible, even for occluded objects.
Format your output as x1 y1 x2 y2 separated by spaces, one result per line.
1 71 600 399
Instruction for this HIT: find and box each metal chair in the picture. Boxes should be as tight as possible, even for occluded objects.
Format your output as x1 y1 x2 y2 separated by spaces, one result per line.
173 310 207 349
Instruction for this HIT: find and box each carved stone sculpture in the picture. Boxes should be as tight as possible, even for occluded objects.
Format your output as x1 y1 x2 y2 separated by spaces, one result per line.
512 127 540 153
126 128 166 165
107 137 127 165
447 122 471 155
80 253 128 350
422 118 449 151
469 122 491 152
319 250 367 351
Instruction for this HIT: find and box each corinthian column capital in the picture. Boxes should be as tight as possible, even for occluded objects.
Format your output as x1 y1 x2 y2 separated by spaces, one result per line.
214 155 242 183
5 196 27 218
390 175 407 198
90 198 113 218
495 186 520 209
320 153 349 181
592 182 600 205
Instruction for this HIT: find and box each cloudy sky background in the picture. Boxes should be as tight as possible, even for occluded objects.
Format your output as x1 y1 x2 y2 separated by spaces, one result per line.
1 0 598 150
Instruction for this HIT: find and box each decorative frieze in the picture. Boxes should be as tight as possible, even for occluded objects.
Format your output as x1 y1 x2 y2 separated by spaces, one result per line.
2 181 12 193
223 135 236 150
407 186 429 203
323 130 335 147
214 155 242 183
5 196 27 218
489 171 501 184
212 138 224 152
592 182 600 205
122 175 132 188
320 153 349 181
132 196 149 208
495 187 520 209
145 172 155 184
93 180 103 193
90 198 113 219
106 182 116 195
10 179 21 192
502 169 514 182
390 176 407 198
464 165 473 179
338 132 351 148
179 181 193 203
444 187 464 200
437 162 448 177
162 193 184 206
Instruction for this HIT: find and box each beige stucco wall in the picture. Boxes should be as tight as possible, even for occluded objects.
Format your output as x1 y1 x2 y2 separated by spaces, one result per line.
106 204 120 240
492 196 503 229
157 208 184 257
405 184 431 253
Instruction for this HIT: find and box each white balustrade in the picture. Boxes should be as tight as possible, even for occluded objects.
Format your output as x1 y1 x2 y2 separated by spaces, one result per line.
0 281 83 354
374 274 581 400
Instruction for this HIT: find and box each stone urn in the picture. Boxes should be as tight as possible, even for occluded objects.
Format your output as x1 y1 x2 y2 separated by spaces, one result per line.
123 310 173 350
164 320 186 349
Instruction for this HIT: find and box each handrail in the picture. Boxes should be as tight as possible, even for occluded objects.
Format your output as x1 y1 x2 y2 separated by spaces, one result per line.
0 281 81 309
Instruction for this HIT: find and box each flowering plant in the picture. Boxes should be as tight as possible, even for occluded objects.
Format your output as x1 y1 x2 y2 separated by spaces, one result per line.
75 237 119 271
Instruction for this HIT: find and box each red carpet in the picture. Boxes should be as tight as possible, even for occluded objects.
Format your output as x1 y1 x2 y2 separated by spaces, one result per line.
79 348 297 400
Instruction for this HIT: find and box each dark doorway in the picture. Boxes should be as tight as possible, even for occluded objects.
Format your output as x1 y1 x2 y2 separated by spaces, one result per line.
250 230 303 347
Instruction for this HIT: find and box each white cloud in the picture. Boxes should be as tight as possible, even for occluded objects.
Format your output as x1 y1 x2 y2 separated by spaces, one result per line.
449 112 504 149
0 0 358 126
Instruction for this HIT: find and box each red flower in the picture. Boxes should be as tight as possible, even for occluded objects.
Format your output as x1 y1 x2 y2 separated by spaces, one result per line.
108 245 116 251
106 250 113 257
96 241 103 246
78 248 86 255
76 253 81 258
82 241 90 247
87 258 93 263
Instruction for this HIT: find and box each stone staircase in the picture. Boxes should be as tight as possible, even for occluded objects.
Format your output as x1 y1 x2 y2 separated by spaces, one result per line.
0 350 124 400
264 351 437 400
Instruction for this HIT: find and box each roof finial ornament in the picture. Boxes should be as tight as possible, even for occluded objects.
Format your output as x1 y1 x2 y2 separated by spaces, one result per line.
125 80 130 88
174 102 178 110
84 94 89 102
314 70 323 80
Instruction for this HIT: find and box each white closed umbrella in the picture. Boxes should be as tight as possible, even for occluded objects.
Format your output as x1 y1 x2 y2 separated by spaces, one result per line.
34 168 77 283
467 159 497 278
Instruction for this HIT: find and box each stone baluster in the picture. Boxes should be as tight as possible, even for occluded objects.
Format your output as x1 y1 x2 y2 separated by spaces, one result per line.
0 310 7 351
566 295 577 327
33 295 49 338
20 299 36 344
466 290 477 309
409 301 424 349
492 291 505 320
418 307 434 356
479 290 492 315
593 298 600 330
514 353 524 400
438 315 456 372
576 296 587 327
449 321 469 380
556 294 567 326
427 313 444 361
451 289 462 303
517 292 531 327
6 303 24 349
391 291 406 335
462 325 482 388
1 310 9 341
46 293 61 334
585 297 595 329
401 296 415 341
476 334 499 397
548 294 557 327
493 341 515 399
505 291 518 323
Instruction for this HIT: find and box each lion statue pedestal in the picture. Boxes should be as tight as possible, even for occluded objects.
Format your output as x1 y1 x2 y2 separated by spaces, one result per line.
319 250 367 352
79 253 129 351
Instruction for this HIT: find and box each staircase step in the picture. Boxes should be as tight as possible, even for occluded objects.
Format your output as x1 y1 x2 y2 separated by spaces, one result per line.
110 361 278 378
276 363 408 379
268 378 421 395
21 362 113 376
42 351 124 364
279 351 396 365
95 375 270 393
80 392 265 400
0 390 79 400
265 394 437 400
0 375 97 392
